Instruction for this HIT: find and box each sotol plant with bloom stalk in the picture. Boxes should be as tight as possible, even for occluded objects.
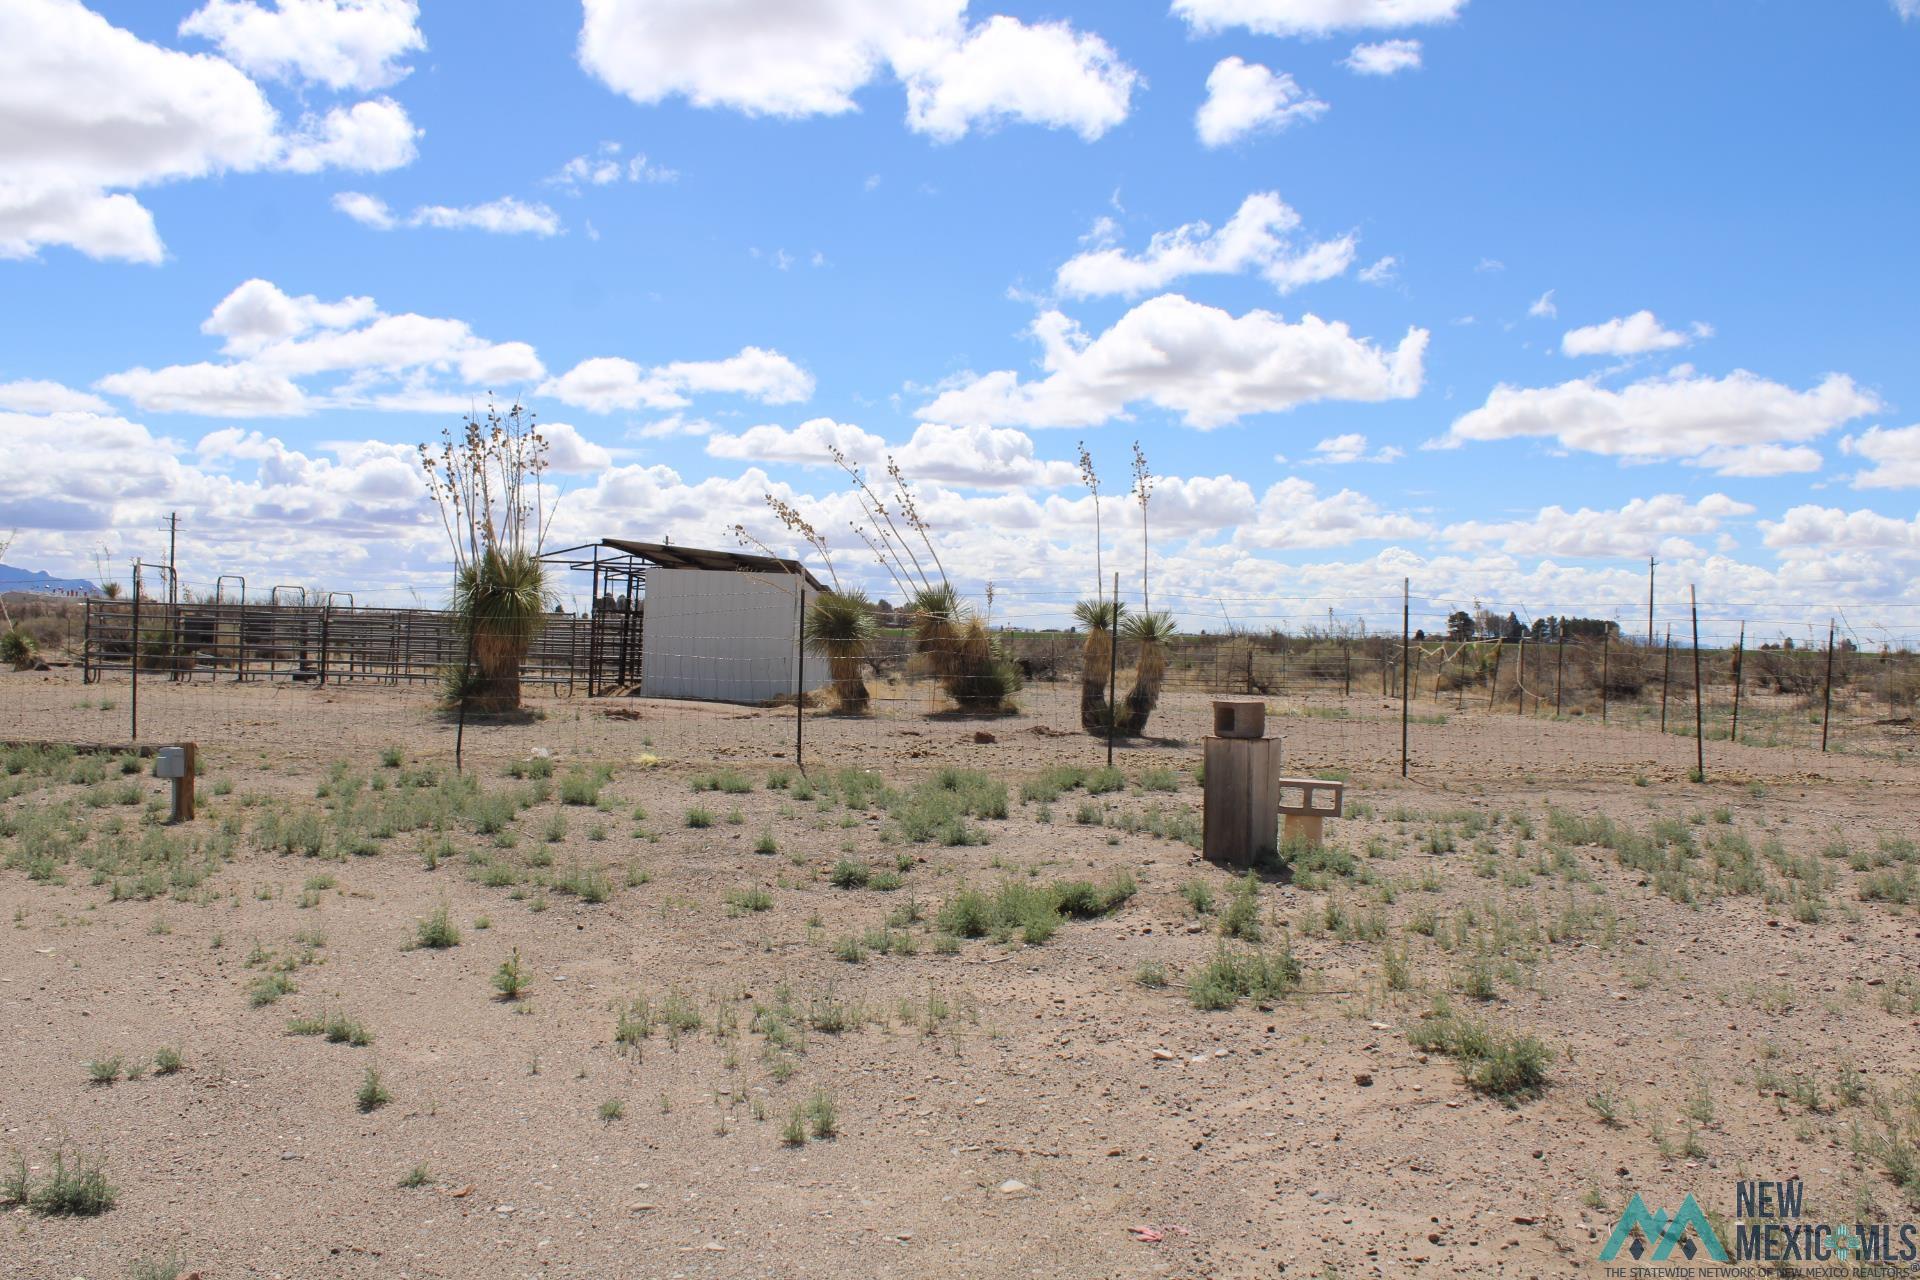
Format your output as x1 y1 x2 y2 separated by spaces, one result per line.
419 401 554 713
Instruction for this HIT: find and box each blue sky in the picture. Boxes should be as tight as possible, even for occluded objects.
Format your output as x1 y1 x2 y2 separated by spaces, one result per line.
3 0 1918 641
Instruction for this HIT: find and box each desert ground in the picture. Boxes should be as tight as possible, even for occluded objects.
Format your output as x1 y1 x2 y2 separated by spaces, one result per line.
3 668 1918 1279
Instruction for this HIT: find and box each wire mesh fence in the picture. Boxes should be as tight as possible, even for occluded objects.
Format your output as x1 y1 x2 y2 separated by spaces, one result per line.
4 583 1916 796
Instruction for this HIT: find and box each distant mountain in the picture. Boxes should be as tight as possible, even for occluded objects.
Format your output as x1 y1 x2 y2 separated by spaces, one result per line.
0 562 103 597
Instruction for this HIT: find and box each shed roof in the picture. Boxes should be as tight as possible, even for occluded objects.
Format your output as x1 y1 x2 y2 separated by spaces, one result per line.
545 539 827 592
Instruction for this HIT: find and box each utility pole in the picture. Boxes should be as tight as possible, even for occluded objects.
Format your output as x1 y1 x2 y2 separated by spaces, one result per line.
1647 555 1656 649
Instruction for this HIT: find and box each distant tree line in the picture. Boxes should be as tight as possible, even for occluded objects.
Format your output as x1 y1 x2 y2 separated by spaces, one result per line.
1444 610 1623 643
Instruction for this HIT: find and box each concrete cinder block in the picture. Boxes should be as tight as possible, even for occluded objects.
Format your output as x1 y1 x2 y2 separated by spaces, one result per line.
1211 698 1267 740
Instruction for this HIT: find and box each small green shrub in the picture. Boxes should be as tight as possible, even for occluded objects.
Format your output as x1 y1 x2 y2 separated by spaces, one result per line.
356 1066 391 1112
492 948 529 999
21 1147 115 1216
415 904 460 949
1407 997 1551 1105
1186 945 1302 1009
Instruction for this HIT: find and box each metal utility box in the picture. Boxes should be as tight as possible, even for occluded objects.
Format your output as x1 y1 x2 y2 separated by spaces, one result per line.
153 747 188 779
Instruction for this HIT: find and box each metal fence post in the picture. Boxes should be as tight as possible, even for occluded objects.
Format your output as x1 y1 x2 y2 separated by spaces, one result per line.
1399 578 1410 778
1601 631 1610 724
1106 572 1118 769
1820 619 1836 752
1730 621 1745 742
130 566 140 742
1691 587 1705 781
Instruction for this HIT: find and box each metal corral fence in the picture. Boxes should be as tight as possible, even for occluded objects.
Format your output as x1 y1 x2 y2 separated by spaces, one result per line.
77 597 642 693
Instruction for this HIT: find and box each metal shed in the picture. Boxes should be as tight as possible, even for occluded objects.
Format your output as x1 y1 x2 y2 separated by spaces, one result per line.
542 540 828 703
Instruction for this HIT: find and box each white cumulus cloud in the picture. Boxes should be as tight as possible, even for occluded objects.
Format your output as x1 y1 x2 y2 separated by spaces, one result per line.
706 418 884 466
96 279 548 416
0 379 111 414
1302 432 1403 464
895 15 1137 142
577 0 1137 141
1441 494 1755 558
334 193 562 236
0 0 419 263
1560 310 1698 357
96 362 310 417
918 293 1428 430
549 142 679 190
1240 477 1429 549
1195 58 1328 148
1344 39 1422 75
1174 0 1467 37
1054 192 1354 299
1444 368 1879 475
178 0 424 92
1358 256 1398 285
542 348 813 413
1761 504 1920 556
1840 425 1920 490
277 98 419 173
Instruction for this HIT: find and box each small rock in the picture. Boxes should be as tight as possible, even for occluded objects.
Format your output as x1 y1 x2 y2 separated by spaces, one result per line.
1151 1048 1176 1061
973 730 996 744
998 1179 1029 1196
1353 1072 1373 1087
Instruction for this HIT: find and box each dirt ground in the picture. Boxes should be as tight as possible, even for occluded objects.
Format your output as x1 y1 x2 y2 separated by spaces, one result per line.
2 669 1918 1279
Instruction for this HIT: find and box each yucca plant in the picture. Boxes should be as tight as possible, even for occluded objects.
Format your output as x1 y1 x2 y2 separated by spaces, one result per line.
1 626 35 671
906 586 1018 713
420 401 554 713
454 546 549 712
1074 598 1124 732
908 583 966 680
804 589 877 713
1117 610 1177 736
946 616 1022 713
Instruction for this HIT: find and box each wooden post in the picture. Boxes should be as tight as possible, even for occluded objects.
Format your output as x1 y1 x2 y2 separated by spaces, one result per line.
1730 621 1745 742
175 742 196 823
1821 618 1836 752
152 742 196 823
1342 643 1350 698
1691 587 1705 781
1487 640 1502 711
